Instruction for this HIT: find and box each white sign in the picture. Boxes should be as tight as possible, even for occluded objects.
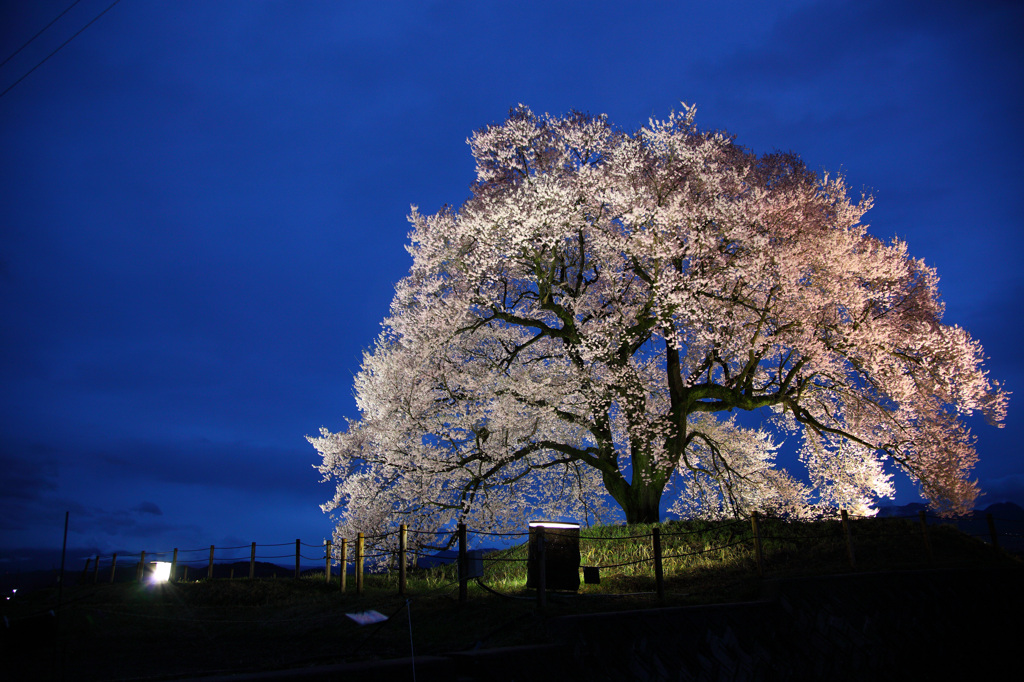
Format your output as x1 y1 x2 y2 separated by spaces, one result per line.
345 610 388 626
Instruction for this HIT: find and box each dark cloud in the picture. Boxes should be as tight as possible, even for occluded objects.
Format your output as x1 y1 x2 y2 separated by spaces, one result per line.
979 474 1024 507
82 437 321 497
0 449 57 502
950 278 1024 375
131 501 163 516
974 473 1024 509
0 446 60 532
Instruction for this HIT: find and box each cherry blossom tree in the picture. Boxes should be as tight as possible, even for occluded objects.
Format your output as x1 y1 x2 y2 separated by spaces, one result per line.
310 105 1007 539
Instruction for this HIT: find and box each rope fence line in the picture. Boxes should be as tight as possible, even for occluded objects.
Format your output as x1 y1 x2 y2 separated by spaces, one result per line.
660 536 752 562
75 510 1020 604
590 556 654 570
759 530 840 541
466 528 531 538
482 555 529 563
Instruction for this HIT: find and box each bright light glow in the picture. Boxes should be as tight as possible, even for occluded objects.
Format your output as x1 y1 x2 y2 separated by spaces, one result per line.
149 561 171 583
528 522 580 529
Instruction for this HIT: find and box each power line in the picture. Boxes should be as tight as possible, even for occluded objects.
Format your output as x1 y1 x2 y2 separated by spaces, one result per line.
0 0 123 101
0 0 84 69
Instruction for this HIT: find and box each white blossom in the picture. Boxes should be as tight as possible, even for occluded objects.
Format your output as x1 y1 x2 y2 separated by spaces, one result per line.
310 106 1007 543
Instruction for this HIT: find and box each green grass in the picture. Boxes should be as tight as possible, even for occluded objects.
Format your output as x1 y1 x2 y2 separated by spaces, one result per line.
5 517 1018 680
457 516 1013 603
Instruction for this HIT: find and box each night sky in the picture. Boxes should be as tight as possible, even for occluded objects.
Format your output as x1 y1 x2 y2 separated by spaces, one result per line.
2 1 1022 572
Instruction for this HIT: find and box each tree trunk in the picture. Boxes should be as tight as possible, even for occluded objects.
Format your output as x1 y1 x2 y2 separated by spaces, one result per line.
620 484 664 524
603 467 666 524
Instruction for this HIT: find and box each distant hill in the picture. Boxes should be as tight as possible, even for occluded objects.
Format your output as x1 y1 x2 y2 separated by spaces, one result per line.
981 501 1024 520
876 501 1024 520
875 501 1024 557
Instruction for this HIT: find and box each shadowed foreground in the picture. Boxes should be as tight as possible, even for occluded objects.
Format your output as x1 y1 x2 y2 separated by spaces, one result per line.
4 517 1021 680
3 564 1020 681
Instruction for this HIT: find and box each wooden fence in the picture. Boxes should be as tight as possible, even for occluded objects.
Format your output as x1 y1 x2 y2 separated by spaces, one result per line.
79 510 1016 608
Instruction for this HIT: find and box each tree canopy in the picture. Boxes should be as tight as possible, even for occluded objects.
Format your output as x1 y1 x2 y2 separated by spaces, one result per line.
309 105 1006 543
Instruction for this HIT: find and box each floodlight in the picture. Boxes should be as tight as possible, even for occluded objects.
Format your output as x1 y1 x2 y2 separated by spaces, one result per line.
149 561 171 583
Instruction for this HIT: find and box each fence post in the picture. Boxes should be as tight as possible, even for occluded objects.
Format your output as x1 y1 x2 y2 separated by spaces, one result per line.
340 538 348 593
458 523 468 604
295 539 301 579
81 557 92 584
325 540 332 584
93 555 100 584
987 513 1000 550
137 551 146 583
399 524 408 596
536 525 547 610
750 512 765 577
208 545 215 580
183 565 189 582
918 510 934 562
356 533 364 595
171 549 179 582
250 542 257 579
109 553 118 583
840 510 856 569
653 527 665 600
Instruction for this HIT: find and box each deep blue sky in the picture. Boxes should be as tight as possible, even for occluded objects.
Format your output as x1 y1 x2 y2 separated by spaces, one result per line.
2 0 1022 572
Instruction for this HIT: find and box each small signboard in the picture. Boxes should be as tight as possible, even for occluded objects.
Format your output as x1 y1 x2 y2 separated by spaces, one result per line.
345 610 388 626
